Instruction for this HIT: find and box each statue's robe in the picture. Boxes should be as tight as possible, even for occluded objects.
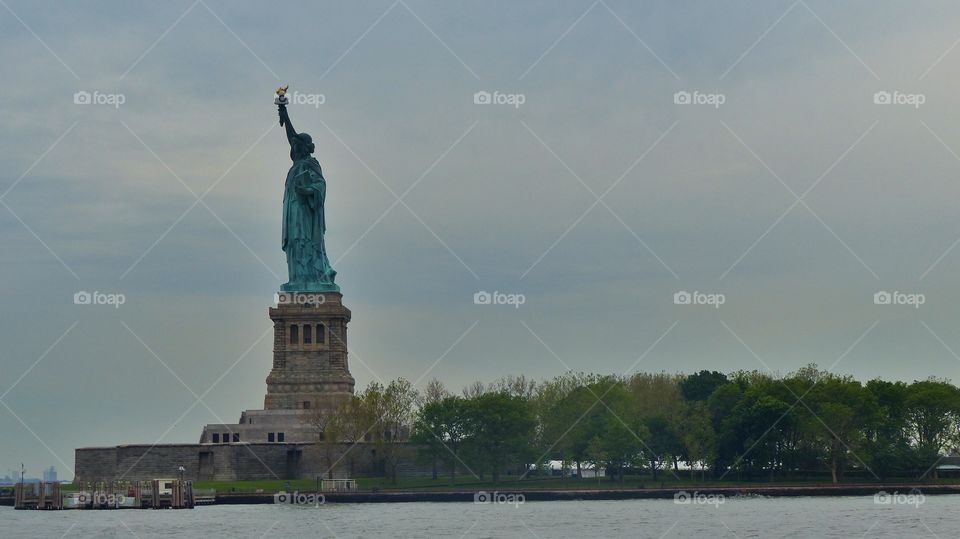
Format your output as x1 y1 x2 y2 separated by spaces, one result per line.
282 156 338 290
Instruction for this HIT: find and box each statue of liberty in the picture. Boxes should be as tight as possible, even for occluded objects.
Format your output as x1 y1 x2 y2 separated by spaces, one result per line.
276 87 339 292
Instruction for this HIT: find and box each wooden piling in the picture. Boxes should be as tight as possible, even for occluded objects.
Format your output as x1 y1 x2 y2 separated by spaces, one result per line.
15 478 193 510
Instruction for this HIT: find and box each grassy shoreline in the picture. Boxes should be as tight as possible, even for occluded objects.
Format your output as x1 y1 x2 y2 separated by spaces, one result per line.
41 475 960 494
5 478 960 507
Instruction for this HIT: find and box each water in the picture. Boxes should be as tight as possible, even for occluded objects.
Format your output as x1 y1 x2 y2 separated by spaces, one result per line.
2 496 958 538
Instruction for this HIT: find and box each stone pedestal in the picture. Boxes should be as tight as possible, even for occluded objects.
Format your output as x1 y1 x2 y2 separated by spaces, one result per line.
264 291 355 412
199 291 356 445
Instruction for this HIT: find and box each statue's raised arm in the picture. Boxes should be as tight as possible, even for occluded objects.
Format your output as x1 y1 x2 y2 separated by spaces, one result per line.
275 86 298 146
278 103 298 145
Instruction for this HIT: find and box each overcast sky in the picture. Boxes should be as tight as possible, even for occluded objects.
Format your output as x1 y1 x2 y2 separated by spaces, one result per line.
4 0 960 478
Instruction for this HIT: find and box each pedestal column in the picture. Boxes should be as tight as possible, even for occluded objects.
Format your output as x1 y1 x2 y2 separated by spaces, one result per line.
264 291 355 412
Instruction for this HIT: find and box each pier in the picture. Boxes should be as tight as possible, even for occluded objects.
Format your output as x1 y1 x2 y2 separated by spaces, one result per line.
14 480 194 510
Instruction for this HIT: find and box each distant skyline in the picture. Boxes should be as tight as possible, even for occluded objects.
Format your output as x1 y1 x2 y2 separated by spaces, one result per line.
4 1 960 477
0 465 55 483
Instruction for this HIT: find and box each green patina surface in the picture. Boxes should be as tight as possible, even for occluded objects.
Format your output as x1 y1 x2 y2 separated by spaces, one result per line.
278 100 339 293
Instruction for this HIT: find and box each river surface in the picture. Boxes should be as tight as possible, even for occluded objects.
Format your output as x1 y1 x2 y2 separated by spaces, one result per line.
1 495 958 537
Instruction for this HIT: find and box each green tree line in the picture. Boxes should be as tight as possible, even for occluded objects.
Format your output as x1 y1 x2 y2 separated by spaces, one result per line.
306 366 960 484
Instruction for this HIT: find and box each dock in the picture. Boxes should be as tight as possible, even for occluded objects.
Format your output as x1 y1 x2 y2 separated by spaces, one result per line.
14 479 194 510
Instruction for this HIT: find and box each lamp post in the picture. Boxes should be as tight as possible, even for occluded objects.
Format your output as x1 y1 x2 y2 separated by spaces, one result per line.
178 466 185 483
20 463 24 485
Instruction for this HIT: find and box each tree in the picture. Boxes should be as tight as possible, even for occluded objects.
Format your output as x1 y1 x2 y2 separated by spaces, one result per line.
805 375 878 483
490 374 537 398
707 382 744 475
584 436 606 486
413 396 472 483
865 379 914 480
412 401 446 480
599 413 648 483
531 372 599 477
738 392 791 480
644 415 677 480
678 402 716 479
627 373 686 476
552 385 601 478
413 396 463 480
462 380 487 399
681 370 729 401
421 378 449 406
904 379 960 478
333 394 374 477
465 392 536 482
363 379 419 483
303 403 341 478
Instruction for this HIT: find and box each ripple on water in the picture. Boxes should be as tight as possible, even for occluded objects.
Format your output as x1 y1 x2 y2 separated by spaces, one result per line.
2 495 959 538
